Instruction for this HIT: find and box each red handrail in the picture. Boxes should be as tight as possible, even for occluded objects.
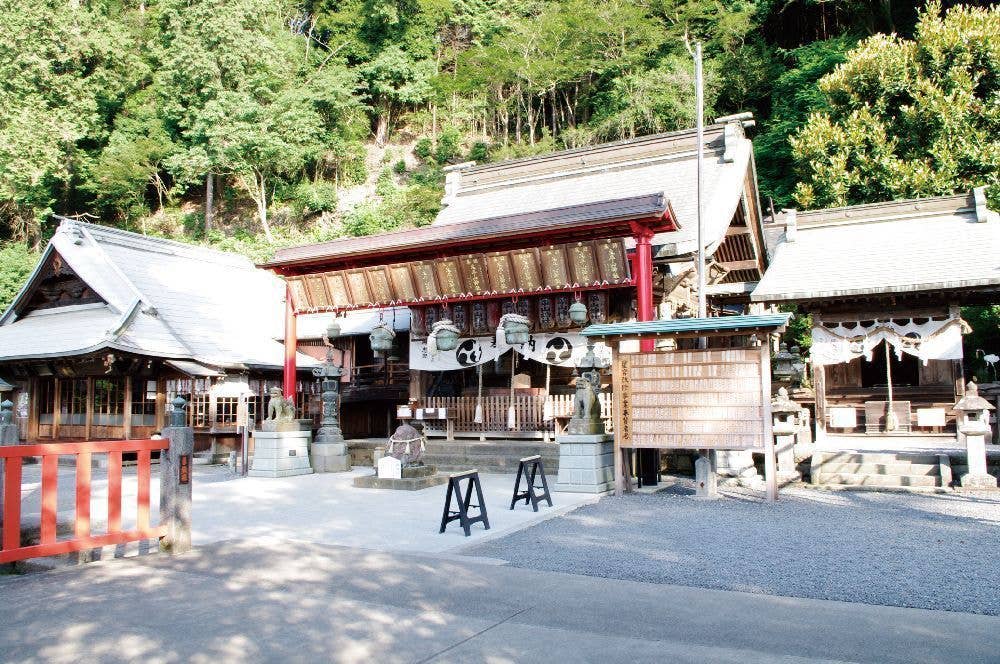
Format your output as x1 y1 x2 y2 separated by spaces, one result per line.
0 438 169 564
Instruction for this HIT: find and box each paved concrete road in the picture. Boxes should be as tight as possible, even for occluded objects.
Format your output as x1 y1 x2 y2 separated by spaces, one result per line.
1 539 997 664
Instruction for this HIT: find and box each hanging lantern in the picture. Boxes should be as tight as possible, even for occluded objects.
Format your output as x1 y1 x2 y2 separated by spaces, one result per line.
500 313 531 345
568 300 588 325
369 322 395 354
429 319 460 352
325 319 341 345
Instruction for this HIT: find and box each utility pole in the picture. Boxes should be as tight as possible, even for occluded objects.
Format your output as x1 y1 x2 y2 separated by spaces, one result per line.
695 41 706 322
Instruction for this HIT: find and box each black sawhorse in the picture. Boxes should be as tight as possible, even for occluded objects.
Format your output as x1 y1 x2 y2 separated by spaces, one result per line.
510 455 553 512
439 469 490 536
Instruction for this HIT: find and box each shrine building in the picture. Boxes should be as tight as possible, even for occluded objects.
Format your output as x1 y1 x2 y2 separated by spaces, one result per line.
264 116 771 459
753 188 1000 486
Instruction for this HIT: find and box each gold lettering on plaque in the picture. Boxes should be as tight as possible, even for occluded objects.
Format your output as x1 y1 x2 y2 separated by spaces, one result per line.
570 243 597 284
437 260 462 297
513 250 541 290
540 246 570 287
325 273 351 307
413 262 439 297
367 268 392 303
461 256 488 294
488 254 514 291
305 276 330 307
346 271 370 304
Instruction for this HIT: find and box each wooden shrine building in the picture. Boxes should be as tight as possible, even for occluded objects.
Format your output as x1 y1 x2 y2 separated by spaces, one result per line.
752 189 1000 453
0 219 322 454
265 117 771 443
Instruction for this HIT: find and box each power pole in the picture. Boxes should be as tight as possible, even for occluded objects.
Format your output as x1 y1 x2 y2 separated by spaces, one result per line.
695 41 706 322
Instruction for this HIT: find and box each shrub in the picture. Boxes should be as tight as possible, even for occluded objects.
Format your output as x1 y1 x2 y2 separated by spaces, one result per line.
290 180 339 216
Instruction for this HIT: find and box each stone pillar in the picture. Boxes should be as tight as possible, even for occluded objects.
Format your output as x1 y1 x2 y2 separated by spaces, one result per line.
954 382 997 490
160 397 194 554
694 452 718 499
555 433 614 493
0 398 18 525
771 388 803 484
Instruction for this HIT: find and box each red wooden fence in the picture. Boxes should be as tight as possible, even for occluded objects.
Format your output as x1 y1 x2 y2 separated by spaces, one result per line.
0 439 169 564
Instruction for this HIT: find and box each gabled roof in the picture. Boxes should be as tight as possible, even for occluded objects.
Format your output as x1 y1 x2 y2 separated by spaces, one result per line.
0 219 316 369
436 121 761 261
752 189 1000 304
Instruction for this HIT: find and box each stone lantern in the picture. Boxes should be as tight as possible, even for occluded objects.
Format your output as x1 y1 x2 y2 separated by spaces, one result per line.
953 381 996 489
771 387 802 483
568 300 588 326
772 342 805 388
310 318 350 473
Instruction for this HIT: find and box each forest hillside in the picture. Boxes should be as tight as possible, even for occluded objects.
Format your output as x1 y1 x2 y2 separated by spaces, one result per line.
0 0 998 360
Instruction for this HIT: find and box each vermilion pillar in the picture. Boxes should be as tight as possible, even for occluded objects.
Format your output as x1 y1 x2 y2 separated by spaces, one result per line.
283 283 297 398
632 225 655 352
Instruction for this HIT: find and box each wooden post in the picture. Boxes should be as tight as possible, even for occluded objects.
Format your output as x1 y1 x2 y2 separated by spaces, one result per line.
123 375 133 440
760 341 777 502
52 377 61 440
27 377 39 441
154 378 166 431
811 313 827 445
283 283 297 399
84 377 93 441
632 225 656 353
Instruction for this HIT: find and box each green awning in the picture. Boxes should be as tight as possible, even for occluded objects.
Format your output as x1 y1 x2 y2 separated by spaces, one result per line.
581 313 790 339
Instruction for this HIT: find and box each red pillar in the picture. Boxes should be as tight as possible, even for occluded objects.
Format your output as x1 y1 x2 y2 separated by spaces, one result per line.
283 283 297 398
632 225 655 352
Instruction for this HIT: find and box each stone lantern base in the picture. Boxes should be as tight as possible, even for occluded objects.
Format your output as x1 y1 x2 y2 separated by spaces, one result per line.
249 430 313 478
554 433 614 494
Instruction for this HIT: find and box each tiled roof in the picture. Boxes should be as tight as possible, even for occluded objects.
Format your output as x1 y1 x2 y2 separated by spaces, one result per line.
436 123 756 260
0 220 316 369
751 190 1000 303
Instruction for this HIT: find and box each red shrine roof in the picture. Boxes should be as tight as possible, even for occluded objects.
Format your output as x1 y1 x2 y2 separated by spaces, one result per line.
263 192 676 274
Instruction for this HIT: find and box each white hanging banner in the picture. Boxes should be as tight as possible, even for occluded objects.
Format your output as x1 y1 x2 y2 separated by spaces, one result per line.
516 333 612 368
410 336 508 371
810 316 967 367
409 333 611 371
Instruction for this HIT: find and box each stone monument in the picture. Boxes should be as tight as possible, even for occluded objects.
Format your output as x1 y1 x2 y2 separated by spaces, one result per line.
954 382 996 489
555 342 614 493
249 386 313 478
353 420 446 490
310 324 351 472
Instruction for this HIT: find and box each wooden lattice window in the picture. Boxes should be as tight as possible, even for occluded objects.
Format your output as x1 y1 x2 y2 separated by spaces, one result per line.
59 378 87 426
215 397 239 426
93 378 125 426
191 379 210 428
131 379 157 427
38 378 56 425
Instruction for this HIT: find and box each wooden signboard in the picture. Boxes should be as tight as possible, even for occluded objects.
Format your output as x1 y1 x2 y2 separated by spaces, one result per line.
614 347 769 451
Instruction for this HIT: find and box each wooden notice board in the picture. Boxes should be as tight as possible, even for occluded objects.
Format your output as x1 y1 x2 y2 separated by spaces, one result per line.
614 347 770 451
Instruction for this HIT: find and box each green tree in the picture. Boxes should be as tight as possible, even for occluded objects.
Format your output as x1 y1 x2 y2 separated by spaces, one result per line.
0 242 39 312
790 2 1000 209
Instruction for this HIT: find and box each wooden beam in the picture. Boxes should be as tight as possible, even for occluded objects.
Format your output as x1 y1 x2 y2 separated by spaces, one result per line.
84 377 93 441
760 341 777 502
52 377 61 440
718 259 760 272
725 225 751 237
123 375 132 440
28 377 39 441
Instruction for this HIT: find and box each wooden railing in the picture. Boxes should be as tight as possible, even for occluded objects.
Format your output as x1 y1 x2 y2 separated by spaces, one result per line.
423 394 613 434
0 438 169 564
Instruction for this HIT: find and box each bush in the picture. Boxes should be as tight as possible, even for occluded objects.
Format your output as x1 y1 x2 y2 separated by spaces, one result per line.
468 141 490 163
434 127 462 164
342 202 401 237
392 159 407 174
413 137 433 161
290 180 339 216
0 243 40 312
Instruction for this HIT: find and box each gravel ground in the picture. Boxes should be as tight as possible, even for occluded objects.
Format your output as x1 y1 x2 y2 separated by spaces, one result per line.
463 480 1000 615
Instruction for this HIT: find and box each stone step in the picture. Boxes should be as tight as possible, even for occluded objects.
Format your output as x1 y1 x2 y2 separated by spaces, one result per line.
813 451 941 465
815 472 940 488
814 462 941 476
422 455 559 474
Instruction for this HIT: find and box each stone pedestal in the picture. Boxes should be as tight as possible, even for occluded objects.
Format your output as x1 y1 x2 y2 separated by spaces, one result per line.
249 430 313 478
960 426 997 489
0 423 17 446
352 464 447 490
695 453 719 499
160 425 195 554
311 441 350 473
554 433 614 493
773 426 802 483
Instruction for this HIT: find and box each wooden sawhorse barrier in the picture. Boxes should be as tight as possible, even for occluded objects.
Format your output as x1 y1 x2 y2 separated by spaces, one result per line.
510 455 552 512
439 470 490 537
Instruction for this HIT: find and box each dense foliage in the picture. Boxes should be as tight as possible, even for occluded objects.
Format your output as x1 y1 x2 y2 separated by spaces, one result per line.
0 1 998 331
